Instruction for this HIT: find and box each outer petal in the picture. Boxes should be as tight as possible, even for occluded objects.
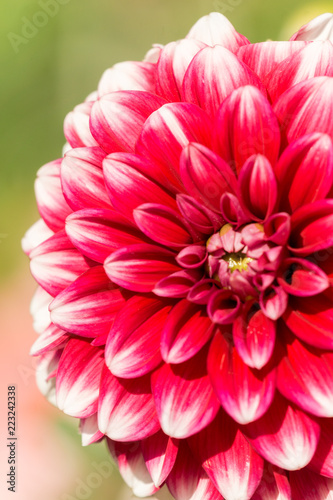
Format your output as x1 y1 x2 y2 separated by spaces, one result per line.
29 230 91 297
277 328 333 417
290 469 333 500
208 333 276 424
309 417 333 477
49 266 126 339
136 102 213 192
290 13 333 41
65 208 145 263
182 45 265 117
30 323 67 356
252 464 292 500
186 12 250 51
64 101 99 148
166 441 222 500
29 285 53 334
22 219 54 257
141 430 179 487
214 86 280 174
103 152 178 221
243 393 320 470
273 76 333 145
35 159 72 231
104 243 179 292
90 91 166 154
151 348 220 438
98 367 160 441
161 299 216 364
79 413 104 446
277 257 330 297
180 143 238 212
36 349 62 406
61 147 111 211
56 338 104 418
189 410 264 500
98 61 156 97
105 295 172 378
275 133 333 213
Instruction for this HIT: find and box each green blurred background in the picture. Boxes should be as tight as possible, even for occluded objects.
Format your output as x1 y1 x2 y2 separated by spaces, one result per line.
0 0 332 499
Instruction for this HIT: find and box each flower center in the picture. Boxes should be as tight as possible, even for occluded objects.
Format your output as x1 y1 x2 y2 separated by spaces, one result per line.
222 252 253 273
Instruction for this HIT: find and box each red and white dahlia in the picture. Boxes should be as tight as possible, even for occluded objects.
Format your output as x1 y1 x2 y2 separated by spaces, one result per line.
23 11 333 500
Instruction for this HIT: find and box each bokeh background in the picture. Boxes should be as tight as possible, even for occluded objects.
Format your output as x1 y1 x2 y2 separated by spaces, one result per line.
1 0 333 499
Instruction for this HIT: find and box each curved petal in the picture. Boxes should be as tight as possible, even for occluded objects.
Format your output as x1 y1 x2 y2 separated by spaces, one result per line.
141 430 179 488
22 219 54 257
79 413 104 446
277 257 330 296
153 269 202 298
290 13 333 41
64 101 99 148
30 323 67 356
208 289 241 324
176 244 207 269
177 194 223 235
98 60 156 97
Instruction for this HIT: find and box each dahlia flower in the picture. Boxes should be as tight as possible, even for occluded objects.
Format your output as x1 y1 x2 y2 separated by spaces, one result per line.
23 11 333 500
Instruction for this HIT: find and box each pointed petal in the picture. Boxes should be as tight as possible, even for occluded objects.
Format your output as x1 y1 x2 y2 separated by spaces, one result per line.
290 468 333 500
103 152 178 222
64 101 99 148
35 159 72 231
277 257 329 296
290 13 333 41
186 12 249 51
104 243 179 292
98 367 160 441
141 430 178 487
161 300 216 364
151 348 220 438
98 61 156 97
189 410 264 500
167 441 222 500
208 289 241 324
136 102 213 192
79 413 104 446
153 269 202 298
61 147 111 211
66 208 145 263
180 143 238 212
238 154 278 221
233 302 276 370
90 91 166 154
177 194 223 235
277 328 333 417
36 349 63 406
273 76 333 145
105 295 172 378
30 323 67 356
243 393 320 470
214 86 280 175
182 45 265 117
56 339 104 418
50 266 125 339
259 285 288 321
208 333 276 424
29 230 91 297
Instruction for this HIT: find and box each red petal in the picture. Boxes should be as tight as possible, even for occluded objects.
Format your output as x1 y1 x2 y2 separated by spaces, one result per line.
153 269 202 298
98 367 160 441
309 417 333 477
208 289 241 324
243 393 320 470
277 257 330 296
105 295 171 378
56 339 104 418
151 348 220 438
208 333 276 424
141 430 178 487
290 468 333 500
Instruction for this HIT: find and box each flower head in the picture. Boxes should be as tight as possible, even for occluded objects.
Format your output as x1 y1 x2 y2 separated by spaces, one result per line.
24 11 333 500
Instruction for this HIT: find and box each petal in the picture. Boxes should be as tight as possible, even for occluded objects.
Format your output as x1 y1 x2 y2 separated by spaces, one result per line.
153 269 202 298
29 230 91 297
182 45 265 117
251 464 292 500
233 302 276 370
277 327 333 417
259 285 288 321
243 393 320 470
98 367 160 441
90 91 166 154
208 333 276 424
186 12 250 51
214 86 280 175
22 219 54 257
98 61 156 97
105 295 172 378
309 417 333 477
133 203 192 249
177 194 223 235
176 245 207 269
151 348 220 438
238 154 278 221
56 338 104 418
103 152 178 221
166 441 222 500
30 323 67 356
208 289 241 324
275 133 333 213
180 143 238 212
49 266 126 339
188 410 264 500
35 159 72 231
29 286 52 334
104 243 179 292
290 469 333 500
161 299 216 364
273 76 333 145
36 349 62 406
136 102 213 192
65 208 145 263
61 147 111 211
79 413 104 446
290 13 333 41
141 430 178 487
64 101 99 148
277 257 330 296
